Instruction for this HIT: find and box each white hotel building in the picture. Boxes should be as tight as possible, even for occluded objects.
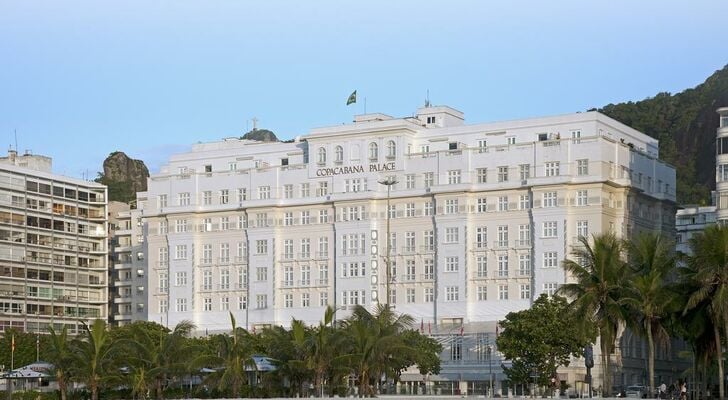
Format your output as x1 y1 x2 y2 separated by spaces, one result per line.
138 105 676 392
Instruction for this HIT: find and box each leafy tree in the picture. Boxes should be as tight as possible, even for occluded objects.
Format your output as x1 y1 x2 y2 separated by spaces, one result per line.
621 233 676 397
0 328 48 370
560 232 629 397
685 224 728 399
497 294 594 389
400 329 443 376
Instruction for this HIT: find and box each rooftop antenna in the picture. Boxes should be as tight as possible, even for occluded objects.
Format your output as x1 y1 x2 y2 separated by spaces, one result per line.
425 90 431 108
14 129 18 152
252 117 258 131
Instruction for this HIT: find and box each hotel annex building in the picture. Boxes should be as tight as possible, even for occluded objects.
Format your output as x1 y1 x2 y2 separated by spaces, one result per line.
137 105 677 392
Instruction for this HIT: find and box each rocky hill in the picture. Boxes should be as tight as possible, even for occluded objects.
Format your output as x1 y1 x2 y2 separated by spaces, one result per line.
596 64 728 204
242 128 278 142
95 151 149 203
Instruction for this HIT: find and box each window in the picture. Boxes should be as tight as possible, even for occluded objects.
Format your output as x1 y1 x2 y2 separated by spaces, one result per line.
477 139 487 152
576 190 588 206
202 270 212 290
159 299 168 313
220 216 230 231
445 227 459 243
477 197 487 213
520 284 531 299
175 272 187 286
499 284 509 300
284 293 293 308
498 255 509 277
317 147 327 164
301 211 311 225
317 181 329 196
518 224 530 246
300 238 311 259
301 293 310 307
220 297 229 311
423 172 434 188
258 186 270 200
174 245 187 260
406 174 416 189
283 240 294 260
238 267 247 287
176 298 187 312
424 258 434 279
445 256 459 272
497 225 509 247
406 288 415 303
476 256 487 277
542 221 557 238
202 244 213 264
543 191 557 207
177 192 190 206
543 282 559 296
445 199 459 214
345 178 366 193
543 252 559 268
238 296 247 310
519 164 530 180
424 287 434 302
518 254 531 276
498 166 509 182
427 116 437 124
256 213 267 227
158 272 168 293
335 146 344 163
424 201 434 216
478 286 487 301
545 161 560 177
519 194 530 210
405 203 415 217
318 209 329 224
220 189 229 204
256 240 268 255
202 191 212 205
220 244 230 264
448 170 461 184
256 266 268 281
423 230 434 251
387 140 396 159
498 196 508 211
284 184 293 199
319 292 329 307
405 231 416 252
507 137 516 145
237 188 247 202
256 294 268 309
175 219 187 233
300 183 310 197
577 159 589 175
577 220 589 239
300 265 311 286
368 142 378 161
476 226 487 249
158 194 168 208
476 168 487 183
446 286 459 301
158 248 168 265
283 212 293 227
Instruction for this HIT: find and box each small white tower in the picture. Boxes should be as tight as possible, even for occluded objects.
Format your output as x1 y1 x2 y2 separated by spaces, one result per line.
715 107 728 221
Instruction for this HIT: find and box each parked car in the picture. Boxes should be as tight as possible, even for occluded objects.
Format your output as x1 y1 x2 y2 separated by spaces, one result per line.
625 385 646 398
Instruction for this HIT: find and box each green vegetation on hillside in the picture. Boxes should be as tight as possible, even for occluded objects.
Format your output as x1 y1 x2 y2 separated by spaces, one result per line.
596 64 728 204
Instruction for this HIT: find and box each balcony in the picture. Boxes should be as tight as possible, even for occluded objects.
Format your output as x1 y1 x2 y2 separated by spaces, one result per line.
492 241 509 250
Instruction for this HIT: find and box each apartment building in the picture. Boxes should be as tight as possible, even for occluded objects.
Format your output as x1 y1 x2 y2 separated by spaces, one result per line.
0 150 108 334
137 105 676 394
109 201 148 326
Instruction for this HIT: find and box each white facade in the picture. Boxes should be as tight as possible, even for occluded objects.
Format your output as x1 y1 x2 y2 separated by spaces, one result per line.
110 203 148 325
676 205 717 255
136 105 676 393
716 107 728 221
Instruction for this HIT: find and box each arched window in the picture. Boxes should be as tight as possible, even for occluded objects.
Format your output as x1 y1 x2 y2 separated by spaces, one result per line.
369 142 378 161
387 140 396 159
335 146 343 163
317 147 327 164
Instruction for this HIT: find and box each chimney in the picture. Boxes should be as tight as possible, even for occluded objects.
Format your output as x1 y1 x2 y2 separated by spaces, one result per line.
8 148 17 164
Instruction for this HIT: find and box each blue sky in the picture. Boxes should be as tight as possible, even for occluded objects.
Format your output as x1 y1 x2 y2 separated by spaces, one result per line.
1 0 727 177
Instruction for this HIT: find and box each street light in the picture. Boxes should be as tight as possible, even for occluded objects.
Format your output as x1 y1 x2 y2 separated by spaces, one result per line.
378 176 397 307
487 344 493 398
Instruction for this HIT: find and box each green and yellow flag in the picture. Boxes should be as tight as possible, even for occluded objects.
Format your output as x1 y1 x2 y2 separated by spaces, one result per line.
346 90 357 105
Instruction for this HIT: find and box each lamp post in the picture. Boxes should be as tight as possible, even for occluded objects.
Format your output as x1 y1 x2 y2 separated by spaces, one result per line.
378 176 397 307
487 344 493 398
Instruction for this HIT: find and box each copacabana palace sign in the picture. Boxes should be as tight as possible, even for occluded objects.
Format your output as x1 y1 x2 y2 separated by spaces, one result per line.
315 162 396 177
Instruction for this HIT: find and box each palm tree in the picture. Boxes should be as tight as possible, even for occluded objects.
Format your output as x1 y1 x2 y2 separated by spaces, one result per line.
338 304 415 396
201 313 256 398
45 325 72 400
622 233 676 398
684 224 728 400
308 305 338 397
71 319 120 400
126 320 197 400
559 232 628 397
